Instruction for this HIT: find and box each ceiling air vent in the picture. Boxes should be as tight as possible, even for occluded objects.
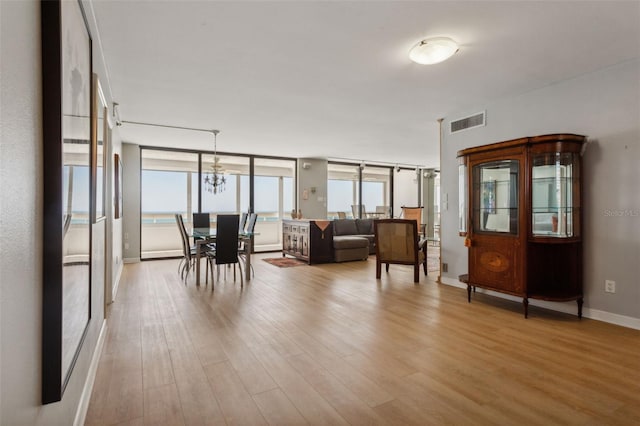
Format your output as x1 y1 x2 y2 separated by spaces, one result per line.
450 111 485 134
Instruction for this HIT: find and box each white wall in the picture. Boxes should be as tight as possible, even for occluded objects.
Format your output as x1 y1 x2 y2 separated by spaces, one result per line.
393 169 419 216
440 60 640 325
298 158 328 219
122 143 141 262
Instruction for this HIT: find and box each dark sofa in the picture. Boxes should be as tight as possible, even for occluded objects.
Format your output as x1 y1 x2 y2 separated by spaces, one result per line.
332 219 376 262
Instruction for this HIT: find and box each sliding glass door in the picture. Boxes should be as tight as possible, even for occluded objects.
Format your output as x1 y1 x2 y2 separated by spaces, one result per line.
327 163 360 218
254 158 296 251
141 150 198 259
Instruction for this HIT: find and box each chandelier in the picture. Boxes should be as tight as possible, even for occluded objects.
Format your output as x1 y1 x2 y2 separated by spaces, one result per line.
203 129 226 194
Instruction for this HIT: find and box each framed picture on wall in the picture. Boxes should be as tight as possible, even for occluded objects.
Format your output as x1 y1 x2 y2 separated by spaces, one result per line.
114 153 123 219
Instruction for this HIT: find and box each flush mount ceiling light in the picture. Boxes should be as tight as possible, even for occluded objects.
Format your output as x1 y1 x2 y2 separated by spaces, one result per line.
409 37 459 65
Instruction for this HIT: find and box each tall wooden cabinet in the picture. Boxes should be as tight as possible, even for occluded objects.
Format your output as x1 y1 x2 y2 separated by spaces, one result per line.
282 219 334 264
457 134 585 318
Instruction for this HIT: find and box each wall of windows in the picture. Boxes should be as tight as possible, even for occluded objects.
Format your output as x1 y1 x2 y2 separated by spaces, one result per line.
327 162 392 219
140 148 295 259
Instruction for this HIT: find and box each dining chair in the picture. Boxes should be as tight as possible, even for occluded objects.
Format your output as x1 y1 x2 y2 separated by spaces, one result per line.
206 214 242 289
374 219 427 283
239 212 248 233
192 212 211 245
175 214 212 283
239 213 258 277
337 211 347 219
63 213 72 237
193 212 210 228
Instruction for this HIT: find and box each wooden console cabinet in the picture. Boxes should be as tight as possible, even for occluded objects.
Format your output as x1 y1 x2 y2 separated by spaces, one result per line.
458 134 585 318
282 219 334 264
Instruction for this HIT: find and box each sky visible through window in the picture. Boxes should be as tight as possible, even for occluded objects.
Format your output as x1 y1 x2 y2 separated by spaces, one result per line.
142 170 294 214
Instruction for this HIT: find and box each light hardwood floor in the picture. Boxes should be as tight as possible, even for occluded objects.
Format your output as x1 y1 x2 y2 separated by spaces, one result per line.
86 254 640 425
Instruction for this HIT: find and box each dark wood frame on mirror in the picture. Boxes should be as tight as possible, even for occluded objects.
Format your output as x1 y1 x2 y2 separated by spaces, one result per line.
41 0 93 404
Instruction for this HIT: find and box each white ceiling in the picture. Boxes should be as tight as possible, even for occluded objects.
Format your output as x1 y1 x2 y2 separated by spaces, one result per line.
91 1 640 167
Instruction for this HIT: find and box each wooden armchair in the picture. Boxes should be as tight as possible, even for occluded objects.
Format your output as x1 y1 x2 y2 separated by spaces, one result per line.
374 219 427 283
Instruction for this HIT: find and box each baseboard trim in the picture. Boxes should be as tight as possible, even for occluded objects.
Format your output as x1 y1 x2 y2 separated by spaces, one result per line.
123 257 140 264
440 277 640 330
73 319 107 426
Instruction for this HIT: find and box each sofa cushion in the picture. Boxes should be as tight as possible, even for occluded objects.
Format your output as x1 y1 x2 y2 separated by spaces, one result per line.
333 236 369 250
356 218 374 235
333 219 359 236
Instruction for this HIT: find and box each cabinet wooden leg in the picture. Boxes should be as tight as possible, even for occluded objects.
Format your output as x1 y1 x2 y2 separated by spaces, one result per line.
467 285 472 303
577 298 583 319
523 298 529 318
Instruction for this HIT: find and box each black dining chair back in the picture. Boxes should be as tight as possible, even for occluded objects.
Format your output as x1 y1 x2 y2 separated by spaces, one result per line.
207 214 243 288
193 212 210 228
215 214 240 266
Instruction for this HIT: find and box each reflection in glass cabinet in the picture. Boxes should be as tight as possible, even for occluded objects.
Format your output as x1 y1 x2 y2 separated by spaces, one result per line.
472 160 518 234
531 152 580 237
458 162 467 234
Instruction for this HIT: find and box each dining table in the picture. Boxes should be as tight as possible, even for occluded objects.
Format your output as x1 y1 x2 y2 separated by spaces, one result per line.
191 227 255 286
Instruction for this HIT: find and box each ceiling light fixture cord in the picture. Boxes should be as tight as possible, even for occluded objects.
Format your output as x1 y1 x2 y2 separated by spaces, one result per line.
203 130 226 194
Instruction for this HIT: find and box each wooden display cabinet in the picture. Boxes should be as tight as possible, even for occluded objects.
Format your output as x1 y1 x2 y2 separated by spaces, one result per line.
458 134 585 318
282 219 334 264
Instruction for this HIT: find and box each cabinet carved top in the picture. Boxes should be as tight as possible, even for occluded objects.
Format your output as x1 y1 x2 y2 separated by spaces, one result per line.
457 133 586 158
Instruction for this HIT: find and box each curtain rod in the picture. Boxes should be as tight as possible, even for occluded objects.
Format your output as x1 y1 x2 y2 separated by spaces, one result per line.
121 120 218 134
328 157 429 169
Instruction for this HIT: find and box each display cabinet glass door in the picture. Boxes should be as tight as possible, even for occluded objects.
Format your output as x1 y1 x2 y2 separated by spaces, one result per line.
469 158 524 294
472 160 519 234
531 152 580 237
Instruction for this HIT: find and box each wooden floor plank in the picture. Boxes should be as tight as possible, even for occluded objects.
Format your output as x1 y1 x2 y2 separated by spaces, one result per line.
86 255 640 425
252 388 308 426
175 378 227 426
143 383 185 426
203 360 268 425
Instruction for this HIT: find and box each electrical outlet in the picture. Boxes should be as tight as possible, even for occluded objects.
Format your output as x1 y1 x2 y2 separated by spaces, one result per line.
124 242 130 250
605 280 616 293
442 263 448 273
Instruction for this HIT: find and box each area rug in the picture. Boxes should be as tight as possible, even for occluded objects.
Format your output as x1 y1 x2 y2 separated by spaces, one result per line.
263 257 307 268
